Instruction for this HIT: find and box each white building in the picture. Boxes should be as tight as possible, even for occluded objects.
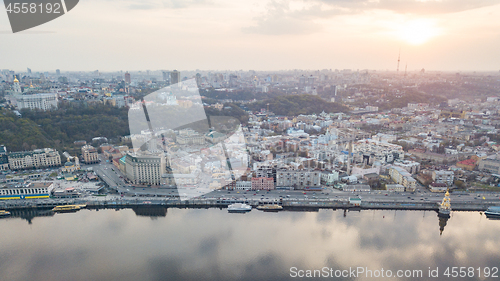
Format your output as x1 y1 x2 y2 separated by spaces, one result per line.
177 129 205 145
432 170 454 186
235 181 252 190
124 152 167 185
386 184 405 192
388 166 416 192
354 139 404 164
393 160 420 174
8 148 62 170
15 93 58 111
321 170 339 185
344 184 371 192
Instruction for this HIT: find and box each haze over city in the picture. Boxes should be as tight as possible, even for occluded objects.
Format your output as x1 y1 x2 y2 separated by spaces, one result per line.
2 1 500 280
1 0 500 71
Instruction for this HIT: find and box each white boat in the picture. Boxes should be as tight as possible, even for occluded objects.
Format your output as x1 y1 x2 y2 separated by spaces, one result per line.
485 206 500 219
227 203 252 213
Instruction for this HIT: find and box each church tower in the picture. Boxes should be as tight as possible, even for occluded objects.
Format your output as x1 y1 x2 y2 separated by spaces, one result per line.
13 76 22 94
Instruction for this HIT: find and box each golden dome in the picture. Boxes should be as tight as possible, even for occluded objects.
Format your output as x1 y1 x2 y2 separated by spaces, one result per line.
13 76 19 83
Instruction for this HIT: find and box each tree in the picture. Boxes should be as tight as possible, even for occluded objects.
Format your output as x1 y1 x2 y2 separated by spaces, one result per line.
454 180 465 189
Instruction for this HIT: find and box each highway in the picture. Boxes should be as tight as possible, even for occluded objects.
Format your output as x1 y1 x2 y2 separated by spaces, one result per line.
86 155 500 207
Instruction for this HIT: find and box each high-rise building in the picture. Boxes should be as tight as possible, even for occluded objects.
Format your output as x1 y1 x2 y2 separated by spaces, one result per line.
195 73 202 87
298 75 306 88
124 72 131 83
307 75 315 85
56 69 60 76
170 70 180 85
162 71 169 82
27 68 32 74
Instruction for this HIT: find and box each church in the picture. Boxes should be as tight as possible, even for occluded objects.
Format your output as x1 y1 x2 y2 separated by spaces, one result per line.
8 76 58 111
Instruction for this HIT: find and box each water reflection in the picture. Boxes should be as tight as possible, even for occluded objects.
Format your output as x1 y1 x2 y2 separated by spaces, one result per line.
4 208 54 224
0 209 499 281
438 215 449 236
132 206 168 217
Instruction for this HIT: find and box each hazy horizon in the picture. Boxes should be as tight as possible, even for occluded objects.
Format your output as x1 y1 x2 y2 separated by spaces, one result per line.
5 68 500 74
2 0 500 72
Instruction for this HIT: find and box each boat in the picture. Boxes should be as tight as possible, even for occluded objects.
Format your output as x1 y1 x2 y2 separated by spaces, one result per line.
485 206 500 219
438 190 451 218
52 204 87 213
0 210 11 217
256 205 283 212
227 203 252 213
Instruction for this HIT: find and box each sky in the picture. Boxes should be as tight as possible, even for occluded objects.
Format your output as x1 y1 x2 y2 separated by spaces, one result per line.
1 0 500 72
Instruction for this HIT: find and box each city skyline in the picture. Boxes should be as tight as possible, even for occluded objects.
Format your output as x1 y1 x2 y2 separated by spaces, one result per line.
1 0 500 71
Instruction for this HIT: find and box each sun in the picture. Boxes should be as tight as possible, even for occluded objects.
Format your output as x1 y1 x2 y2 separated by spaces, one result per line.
396 19 440 45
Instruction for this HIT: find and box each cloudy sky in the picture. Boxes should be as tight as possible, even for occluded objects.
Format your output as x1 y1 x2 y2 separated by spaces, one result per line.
1 0 500 72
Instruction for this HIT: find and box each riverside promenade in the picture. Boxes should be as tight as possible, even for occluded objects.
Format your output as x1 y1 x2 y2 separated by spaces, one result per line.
1 196 497 212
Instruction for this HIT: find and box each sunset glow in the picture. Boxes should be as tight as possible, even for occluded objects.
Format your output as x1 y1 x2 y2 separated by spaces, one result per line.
396 19 441 45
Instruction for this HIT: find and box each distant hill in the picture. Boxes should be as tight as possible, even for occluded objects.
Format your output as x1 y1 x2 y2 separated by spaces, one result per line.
418 82 499 100
0 102 250 154
20 103 130 152
0 104 130 153
247 95 349 116
0 109 53 152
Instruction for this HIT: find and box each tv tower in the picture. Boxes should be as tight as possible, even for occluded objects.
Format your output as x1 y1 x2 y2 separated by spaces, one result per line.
397 48 401 73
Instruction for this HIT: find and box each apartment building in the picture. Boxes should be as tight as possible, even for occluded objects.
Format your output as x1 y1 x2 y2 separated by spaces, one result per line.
251 177 274 190
81 145 99 164
388 166 417 192
432 170 454 186
8 148 61 170
276 169 321 190
478 158 500 174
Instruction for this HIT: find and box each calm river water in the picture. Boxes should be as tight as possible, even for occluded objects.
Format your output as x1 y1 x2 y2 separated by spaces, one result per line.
0 208 499 281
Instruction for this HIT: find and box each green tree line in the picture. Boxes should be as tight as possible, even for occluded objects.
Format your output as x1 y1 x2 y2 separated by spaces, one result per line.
247 95 349 116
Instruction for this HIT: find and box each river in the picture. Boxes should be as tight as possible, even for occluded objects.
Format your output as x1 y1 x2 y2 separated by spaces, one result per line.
0 208 499 281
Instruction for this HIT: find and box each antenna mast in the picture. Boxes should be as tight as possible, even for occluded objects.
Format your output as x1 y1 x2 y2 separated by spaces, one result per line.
397 48 401 73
